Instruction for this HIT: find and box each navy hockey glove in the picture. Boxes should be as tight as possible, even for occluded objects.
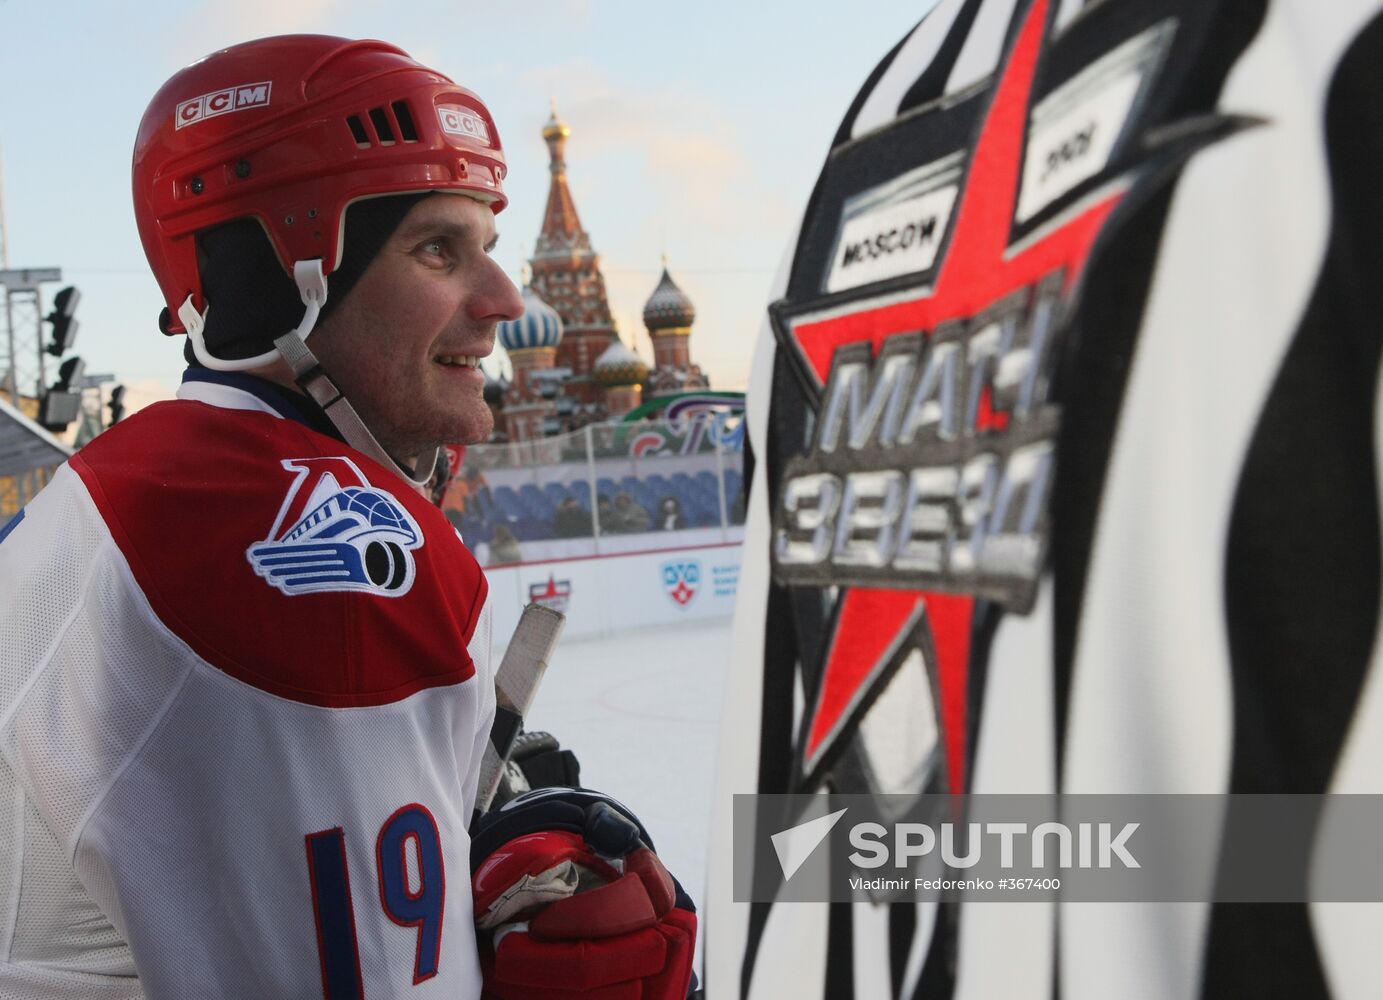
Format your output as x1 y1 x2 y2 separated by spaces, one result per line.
491 729 582 809
470 788 697 1000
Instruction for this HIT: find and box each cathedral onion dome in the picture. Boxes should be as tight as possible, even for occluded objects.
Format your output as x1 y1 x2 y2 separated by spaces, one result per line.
593 337 650 387
642 267 696 331
498 285 564 352
542 104 571 143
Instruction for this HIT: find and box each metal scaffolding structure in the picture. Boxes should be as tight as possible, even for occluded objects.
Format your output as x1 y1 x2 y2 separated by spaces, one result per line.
0 151 7 270
0 141 74 510
1 144 62 402
1 271 58 402
1 145 9 397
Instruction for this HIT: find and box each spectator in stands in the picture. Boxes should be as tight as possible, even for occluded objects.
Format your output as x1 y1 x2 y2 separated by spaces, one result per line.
658 495 688 531
447 473 471 515
460 466 492 515
553 497 592 538
488 522 522 565
595 494 614 534
611 491 651 534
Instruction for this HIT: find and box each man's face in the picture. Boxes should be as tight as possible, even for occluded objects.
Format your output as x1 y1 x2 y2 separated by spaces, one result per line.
310 194 522 458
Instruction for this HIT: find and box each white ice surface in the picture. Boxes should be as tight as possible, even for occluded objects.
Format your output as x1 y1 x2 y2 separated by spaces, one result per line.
503 616 735 956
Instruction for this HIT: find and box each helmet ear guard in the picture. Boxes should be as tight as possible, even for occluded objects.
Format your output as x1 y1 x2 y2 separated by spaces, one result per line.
179 259 327 372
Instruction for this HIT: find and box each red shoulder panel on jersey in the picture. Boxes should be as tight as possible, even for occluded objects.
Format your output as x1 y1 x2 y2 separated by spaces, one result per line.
71 399 487 707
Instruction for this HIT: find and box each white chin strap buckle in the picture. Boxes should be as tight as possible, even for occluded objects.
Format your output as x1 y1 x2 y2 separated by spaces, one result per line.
293 259 328 314
177 295 207 340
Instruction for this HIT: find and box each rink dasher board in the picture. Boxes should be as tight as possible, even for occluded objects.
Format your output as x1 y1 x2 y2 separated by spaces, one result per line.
484 540 742 644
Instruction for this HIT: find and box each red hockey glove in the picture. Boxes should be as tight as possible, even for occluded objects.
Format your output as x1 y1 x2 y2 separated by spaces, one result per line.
470 789 697 1000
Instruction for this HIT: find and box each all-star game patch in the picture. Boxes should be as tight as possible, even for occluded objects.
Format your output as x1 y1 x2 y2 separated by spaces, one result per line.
766 0 1245 795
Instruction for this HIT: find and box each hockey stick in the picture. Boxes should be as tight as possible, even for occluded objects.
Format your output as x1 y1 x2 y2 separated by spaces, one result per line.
472 602 566 824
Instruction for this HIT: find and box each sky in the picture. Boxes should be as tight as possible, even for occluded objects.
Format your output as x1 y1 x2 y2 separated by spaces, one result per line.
0 0 931 411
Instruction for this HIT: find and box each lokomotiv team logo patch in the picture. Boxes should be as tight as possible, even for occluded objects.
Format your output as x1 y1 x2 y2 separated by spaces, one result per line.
247 457 424 597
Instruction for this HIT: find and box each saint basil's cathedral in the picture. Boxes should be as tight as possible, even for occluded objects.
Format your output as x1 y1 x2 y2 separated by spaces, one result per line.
490 107 711 442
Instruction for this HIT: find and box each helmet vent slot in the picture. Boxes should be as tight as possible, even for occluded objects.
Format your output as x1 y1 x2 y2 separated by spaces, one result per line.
392 101 419 142
346 114 371 147
368 107 396 145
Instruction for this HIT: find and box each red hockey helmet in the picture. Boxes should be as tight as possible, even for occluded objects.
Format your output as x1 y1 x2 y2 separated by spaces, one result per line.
133 34 507 336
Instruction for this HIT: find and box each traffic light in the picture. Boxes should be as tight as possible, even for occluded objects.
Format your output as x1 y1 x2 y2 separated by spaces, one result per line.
39 356 85 431
54 356 85 391
45 286 81 357
108 384 126 426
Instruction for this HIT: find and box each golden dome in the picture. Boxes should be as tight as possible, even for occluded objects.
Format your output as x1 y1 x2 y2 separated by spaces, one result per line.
594 337 650 388
543 100 571 141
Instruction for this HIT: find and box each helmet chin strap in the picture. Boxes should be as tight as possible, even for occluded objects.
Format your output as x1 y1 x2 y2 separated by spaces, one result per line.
183 261 438 488
181 296 281 372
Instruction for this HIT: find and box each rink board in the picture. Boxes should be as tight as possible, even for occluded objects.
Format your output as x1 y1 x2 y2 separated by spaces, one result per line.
484 541 743 644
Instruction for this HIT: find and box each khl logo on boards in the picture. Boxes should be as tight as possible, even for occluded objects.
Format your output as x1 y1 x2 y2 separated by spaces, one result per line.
528 575 573 614
661 559 701 607
247 456 424 598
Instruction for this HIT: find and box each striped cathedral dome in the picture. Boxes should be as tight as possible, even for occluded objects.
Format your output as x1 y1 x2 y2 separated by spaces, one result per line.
498 285 564 352
642 267 695 331
593 337 649 387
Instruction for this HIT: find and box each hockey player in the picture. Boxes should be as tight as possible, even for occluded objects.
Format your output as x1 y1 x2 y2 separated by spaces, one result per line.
0 35 694 998
708 0 1382 998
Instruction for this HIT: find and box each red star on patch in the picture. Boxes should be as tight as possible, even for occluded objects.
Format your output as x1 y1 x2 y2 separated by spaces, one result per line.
786 0 1124 794
672 582 694 606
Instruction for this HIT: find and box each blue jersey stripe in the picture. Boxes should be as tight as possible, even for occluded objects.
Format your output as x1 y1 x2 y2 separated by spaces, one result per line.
0 509 26 546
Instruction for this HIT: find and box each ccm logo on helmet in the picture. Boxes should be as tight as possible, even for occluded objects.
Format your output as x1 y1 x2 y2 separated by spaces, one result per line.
437 105 490 145
175 81 272 130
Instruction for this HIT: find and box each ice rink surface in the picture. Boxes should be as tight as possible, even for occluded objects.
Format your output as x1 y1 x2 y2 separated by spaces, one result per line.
508 616 735 926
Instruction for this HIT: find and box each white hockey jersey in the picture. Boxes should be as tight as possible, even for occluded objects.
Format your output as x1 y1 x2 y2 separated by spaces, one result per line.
0 371 495 998
707 0 1383 998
